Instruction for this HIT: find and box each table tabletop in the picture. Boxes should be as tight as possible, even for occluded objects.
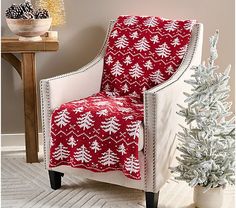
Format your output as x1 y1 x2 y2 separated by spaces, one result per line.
1 37 59 53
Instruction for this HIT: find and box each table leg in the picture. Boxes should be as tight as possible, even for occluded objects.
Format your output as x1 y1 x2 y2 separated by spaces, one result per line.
22 53 39 163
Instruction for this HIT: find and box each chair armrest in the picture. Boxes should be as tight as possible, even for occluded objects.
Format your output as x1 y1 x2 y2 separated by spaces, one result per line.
143 23 203 192
40 56 104 167
40 20 116 168
40 56 104 110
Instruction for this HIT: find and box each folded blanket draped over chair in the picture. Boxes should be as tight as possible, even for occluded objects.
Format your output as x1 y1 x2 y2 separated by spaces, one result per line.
49 16 195 180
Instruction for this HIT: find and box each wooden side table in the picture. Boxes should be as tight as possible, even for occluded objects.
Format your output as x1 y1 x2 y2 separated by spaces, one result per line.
1 37 59 163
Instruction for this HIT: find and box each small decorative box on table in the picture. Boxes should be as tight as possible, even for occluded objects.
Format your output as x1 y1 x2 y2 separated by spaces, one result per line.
1 37 59 163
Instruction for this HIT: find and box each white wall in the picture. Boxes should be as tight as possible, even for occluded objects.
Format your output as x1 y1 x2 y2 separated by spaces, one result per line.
1 0 235 133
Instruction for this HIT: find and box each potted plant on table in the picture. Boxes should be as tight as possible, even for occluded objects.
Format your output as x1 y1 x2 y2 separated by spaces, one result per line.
172 30 235 208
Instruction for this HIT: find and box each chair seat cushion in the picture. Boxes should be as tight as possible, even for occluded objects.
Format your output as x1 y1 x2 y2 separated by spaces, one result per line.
50 91 144 180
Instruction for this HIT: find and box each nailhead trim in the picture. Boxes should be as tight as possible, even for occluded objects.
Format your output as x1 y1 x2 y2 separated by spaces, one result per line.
143 24 201 192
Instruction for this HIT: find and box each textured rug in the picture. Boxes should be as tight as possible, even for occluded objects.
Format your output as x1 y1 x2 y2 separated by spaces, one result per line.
1 149 235 208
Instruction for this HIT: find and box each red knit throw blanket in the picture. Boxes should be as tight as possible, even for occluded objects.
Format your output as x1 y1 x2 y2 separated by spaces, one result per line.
49 16 195 180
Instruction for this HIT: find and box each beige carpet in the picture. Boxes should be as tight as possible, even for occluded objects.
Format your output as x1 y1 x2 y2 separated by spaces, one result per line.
1 149 235 208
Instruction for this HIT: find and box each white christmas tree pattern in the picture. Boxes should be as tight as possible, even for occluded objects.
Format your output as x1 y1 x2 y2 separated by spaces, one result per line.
104 83 110 91
129 63 144 79
130 31 139 39
67 136 77 148
177 45 188 58
117 143 127 155
111 30 118 38
111 61 124 76
156 42 171 58
99 148 119 166
171 37 181 47
91 140 101 153
164 21 179 31
134 37 150 52
101 116 121 134
150 35 159 44
54 109 71 128
96 109 108 116
73 107 84 114
124 55 132 65
130 91 139 98
144 60 154 70
126 120 141 139
143 17 158 27
184 21 195 31
121 83 129 93
115 35 129 49
165 65 175 75
124 16 138 26
150 70 165 84
53 143 70 160
77 111 94 130
124 154 140 174
106 55 113 65
74 145 92 163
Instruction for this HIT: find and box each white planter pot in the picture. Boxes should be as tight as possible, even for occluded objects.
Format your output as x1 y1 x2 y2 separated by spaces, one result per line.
193 185 223 208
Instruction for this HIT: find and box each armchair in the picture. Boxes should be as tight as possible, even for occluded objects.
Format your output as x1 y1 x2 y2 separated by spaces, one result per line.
40 16 203 208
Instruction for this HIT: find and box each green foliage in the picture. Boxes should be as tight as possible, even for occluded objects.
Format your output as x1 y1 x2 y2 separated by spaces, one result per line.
172 31 235 191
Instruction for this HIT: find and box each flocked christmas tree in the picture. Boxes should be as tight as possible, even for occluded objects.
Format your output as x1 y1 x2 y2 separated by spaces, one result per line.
172 31 235 191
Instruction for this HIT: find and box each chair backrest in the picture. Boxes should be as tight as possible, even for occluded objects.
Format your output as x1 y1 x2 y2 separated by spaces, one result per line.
101 15 196 99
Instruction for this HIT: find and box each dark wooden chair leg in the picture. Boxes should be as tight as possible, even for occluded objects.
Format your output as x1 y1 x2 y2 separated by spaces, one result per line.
48 170 64 190
145 191 159 208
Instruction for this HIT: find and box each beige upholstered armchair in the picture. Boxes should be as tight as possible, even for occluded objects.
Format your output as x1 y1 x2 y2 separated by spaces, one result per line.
40 16 203 208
